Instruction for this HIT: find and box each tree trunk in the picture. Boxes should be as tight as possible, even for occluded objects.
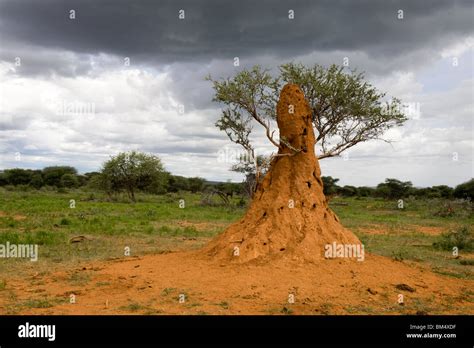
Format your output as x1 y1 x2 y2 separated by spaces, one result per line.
202 84 361 263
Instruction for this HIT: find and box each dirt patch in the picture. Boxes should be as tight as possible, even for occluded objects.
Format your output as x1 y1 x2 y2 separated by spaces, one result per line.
412 226 445 236
1 251 472 315
358 225 445 236
13 214 27 221
172 220 229 232
359 226 389 235
0 211 27 221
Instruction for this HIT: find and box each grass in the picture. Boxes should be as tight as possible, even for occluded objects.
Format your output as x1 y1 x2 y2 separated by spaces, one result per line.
0 189 472 281
217 301 229 309
119 302 147 312
330 196 474 280
67 272 92 285
21 296 68 309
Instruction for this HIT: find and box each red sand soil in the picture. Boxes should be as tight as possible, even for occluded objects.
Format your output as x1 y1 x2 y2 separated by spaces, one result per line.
1 85 472 315
1 251 473 314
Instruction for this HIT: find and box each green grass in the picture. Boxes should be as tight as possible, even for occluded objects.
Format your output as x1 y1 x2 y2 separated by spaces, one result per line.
0 189 472 281
330 196 474 280
0 189 244 276
119 302 146 312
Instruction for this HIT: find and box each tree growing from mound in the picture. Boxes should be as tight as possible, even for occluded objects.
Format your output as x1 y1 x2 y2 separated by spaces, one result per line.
202 84 362 263
207 63 407 191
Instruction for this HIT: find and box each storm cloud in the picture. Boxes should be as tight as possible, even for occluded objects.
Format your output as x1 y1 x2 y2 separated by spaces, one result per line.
0 0 472 186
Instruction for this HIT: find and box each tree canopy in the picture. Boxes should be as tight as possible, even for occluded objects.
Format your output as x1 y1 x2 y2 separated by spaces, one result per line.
98 151 167 201
208 63 407 183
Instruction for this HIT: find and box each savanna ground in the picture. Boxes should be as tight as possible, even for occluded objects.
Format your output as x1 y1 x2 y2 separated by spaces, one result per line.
0 188 473 315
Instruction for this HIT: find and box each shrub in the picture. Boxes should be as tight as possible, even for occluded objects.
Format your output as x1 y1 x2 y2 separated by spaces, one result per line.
454 179 474 201
433 226 474 251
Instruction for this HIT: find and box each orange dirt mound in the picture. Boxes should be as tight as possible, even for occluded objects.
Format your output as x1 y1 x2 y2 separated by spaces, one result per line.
202 84 360 263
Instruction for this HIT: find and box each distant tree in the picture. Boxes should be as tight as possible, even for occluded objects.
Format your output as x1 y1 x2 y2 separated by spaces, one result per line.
42 166 77 187
216 181 241 198
321 176 340 196
338 185 358 197
4 169 34 185
231 155 271 198
167 175 190 193
376 178 412 199
0 171 8 186
99 151 166 201
454 179 474 201
60 173 79 188
357 186 375 197
29 173 44 189
187 177 206 193
429 185 454 199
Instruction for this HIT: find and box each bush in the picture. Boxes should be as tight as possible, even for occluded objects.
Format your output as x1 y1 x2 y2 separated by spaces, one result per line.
454 179 474 201
338 185 358 197
43 166 77 187
60 173 79 188
433 226 474 251
432 199 473 219
375 178 412 199
29 173 44 189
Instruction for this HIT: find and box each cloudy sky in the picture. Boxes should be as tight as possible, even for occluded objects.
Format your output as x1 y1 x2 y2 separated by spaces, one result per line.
0 0 472 187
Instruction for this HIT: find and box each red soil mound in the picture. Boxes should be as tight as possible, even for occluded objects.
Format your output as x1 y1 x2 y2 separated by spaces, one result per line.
202 84 360 263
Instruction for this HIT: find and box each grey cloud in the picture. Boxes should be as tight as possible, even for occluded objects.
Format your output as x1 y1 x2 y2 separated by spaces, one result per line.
0 0 472 77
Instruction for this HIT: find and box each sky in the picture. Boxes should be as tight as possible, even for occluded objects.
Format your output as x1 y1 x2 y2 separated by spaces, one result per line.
0 0 472 187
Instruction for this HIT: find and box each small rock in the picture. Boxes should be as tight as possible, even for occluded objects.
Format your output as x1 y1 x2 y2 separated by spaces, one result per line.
395 284 416 292
367 288 378 295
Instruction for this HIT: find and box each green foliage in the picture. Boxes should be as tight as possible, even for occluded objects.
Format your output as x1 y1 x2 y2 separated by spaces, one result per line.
376 178 412 199
280 63 407 158
321 176 340 196
98 151 167 201
208 63 407 161
167 175 190 192
338 185 358 197
357 186 375 197
454 179 474 201
187 177 206 193
3 169 36 185
433 226 473 251
60 173 79 188
231 155 271 197
412 185 454 199
29 173 44 189
42 166 77 187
